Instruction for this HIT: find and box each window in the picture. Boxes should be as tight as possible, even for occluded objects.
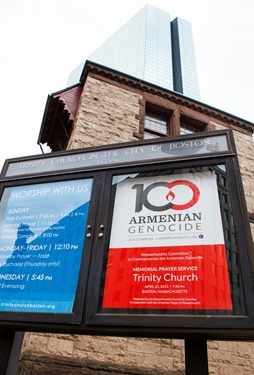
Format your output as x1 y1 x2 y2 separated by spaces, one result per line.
144 112 169 139
180 114 206 135
144 103 172 139
143 103 207 140
180 124 199 135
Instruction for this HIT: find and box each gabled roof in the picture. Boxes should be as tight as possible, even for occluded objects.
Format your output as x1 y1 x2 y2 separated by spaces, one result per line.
38 83 82 145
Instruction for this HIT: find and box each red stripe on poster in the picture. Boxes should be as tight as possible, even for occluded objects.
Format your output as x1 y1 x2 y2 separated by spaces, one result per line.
102 245 232 310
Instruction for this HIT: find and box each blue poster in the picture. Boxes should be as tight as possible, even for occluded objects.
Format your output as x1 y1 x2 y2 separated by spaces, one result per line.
0 179 93 313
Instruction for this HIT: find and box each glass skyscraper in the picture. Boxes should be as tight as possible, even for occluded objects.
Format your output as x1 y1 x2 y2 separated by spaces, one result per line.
68 5 200 100
171 17 200 99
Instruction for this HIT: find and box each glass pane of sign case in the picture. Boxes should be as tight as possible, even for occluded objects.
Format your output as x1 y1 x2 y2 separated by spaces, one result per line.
0 177 95 323
98 164 246 317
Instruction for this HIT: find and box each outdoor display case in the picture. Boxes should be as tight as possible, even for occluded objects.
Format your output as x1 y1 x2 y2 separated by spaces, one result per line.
0 130 253 340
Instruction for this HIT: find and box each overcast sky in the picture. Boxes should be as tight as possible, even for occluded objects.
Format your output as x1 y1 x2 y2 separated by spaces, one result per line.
0 0 253 170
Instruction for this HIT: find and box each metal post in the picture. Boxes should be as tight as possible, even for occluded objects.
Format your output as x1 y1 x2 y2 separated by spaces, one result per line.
6 332 24 375
0 331 24 375
0 331 16 375
185 339 209 375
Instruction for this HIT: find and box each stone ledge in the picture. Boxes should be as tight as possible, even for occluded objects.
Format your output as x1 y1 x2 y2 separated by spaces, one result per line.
18 354 184 375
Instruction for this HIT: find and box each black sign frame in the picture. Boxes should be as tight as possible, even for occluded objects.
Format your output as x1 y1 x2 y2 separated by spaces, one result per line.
0 130 253 340
83 157 254 339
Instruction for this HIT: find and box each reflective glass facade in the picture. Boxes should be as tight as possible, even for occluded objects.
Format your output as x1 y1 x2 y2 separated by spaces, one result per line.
68 5 200 100
171 18 200 100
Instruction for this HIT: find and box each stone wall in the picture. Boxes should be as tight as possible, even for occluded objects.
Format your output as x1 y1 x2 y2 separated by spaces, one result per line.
20 334 254 375
20 334 184 374
234 130 254 240
67 76 142 149
211 121 254 239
